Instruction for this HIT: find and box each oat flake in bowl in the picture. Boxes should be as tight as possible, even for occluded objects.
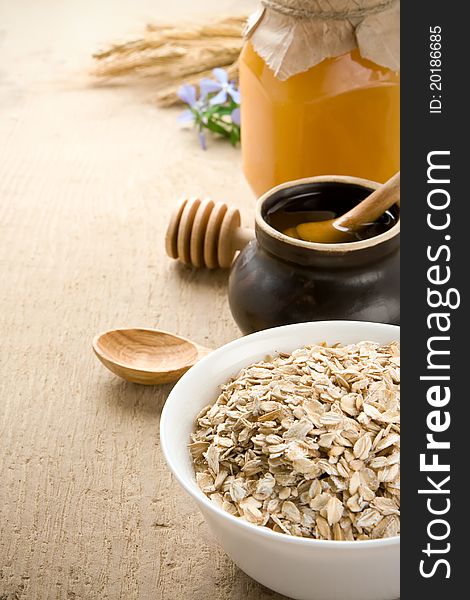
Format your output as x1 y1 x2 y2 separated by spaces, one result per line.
190 341 400 541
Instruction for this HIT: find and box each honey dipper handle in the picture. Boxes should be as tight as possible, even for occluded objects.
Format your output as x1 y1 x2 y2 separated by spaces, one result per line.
166 197 255 269
233 227 255 251
334 172 400 232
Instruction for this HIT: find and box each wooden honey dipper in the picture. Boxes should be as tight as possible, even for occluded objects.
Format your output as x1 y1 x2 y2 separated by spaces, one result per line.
165 197 254 268
166 173 400 268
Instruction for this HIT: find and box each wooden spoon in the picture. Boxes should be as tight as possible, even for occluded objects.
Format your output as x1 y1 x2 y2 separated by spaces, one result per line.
93 328 211 385
290 172 400 243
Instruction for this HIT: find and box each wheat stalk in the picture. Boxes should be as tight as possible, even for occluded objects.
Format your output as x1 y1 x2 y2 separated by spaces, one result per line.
92 16 246 106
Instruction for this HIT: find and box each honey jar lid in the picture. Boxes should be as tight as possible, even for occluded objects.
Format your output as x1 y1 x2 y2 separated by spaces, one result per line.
245 0 400 80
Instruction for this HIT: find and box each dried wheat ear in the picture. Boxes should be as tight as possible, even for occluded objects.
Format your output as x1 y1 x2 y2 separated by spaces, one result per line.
92 16 245 107
190 342 400 541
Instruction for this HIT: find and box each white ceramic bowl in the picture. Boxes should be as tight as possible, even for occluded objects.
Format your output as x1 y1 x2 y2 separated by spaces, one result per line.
161 321 400 600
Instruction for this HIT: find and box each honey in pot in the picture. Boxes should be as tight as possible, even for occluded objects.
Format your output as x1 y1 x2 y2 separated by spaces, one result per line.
265 184 398 243
228 177 400 333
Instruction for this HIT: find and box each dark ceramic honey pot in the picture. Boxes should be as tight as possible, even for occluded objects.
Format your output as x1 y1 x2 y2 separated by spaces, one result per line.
166 176 400 334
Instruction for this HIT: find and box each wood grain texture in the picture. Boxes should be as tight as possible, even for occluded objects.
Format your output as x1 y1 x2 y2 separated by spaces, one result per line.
0 1 287 598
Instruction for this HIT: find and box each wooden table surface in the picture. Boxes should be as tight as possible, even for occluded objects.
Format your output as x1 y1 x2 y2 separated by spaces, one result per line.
0 1 287 598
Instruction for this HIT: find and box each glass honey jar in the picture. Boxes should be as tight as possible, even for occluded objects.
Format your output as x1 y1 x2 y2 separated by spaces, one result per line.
240 0 400 197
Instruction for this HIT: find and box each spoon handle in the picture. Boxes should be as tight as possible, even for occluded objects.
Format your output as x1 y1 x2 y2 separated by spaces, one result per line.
334 172 400 232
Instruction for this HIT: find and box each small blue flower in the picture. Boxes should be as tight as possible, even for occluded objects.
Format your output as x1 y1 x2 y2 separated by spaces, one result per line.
231 107 241 126
178 84 197 106
177 85 197 124
177 110 194 124
177 70 240 149
199 77 221 99
198 130 207 151
200 68 241 106
177 84 210 127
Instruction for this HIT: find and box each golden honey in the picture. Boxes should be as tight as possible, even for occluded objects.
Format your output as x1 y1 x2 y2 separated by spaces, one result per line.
265 187 398 243
239 42 400 197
